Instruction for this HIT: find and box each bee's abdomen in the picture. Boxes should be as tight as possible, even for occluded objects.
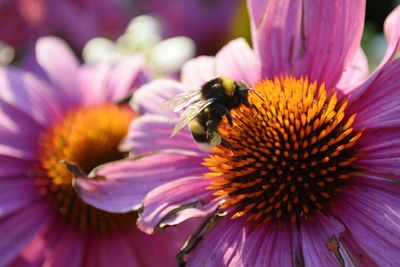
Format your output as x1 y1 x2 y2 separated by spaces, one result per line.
188 118 221 146
188 119 207 141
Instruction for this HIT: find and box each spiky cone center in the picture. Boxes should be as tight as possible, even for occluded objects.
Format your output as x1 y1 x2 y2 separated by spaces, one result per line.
35 104 138 233
204 77 363 224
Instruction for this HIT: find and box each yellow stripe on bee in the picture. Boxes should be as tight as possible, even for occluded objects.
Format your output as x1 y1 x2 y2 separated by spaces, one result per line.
220 76 236 97
188 119 205 134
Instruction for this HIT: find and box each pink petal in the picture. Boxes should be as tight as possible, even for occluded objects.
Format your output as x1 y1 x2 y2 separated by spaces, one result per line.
0 123 39 160
0 179 39 218
300 213 345 266
36 37 82 108
131 79 186 116
340 230 378 266
345 6 400 99
333 179 400 266
106 56 149 100
248 0 365 90
120 115 202 155
138 176 212 234
376 5 400 73
9 218 68 267
130 221 195 267
85 231 140 267
0 155 33 179
188 219 295 267
187 218 247 267
85 222 194 267
78 65 111 106
337 47 369 94
181 56 216 89
79 56 149 106
74 153 206 213
215 38 261 86
356 127 400 176
0 201 52 266
349 59 400 129
0 67 62 128
41 226 84 267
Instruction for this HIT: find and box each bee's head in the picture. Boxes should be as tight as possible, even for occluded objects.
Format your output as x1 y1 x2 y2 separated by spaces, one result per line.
236 81 264 107
236 81 252 107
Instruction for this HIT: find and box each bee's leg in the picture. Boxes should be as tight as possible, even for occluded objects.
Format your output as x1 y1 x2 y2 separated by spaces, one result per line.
214 104 233 126
205 120 217 138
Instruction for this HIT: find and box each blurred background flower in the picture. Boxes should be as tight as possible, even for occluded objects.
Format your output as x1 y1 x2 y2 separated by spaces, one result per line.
134 0 247 56
0 0 131 54
82 15 196 76
0 37 193 267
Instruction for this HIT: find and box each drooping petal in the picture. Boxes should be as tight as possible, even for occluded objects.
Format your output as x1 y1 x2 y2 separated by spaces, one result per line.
129 222 194 267
248 0 365 89
0 201 52 267
0 67 62 128
120 115 202 155
138 176 213 234
74 153 206 213
131 79 187 116
181 56 216 89
215 38 261 86
333 179 400 266
300 213 345 267
337 47 369 93
349 59 400 129
187 218 247 267
35 37 82 109
188 220 295 267
356 127 400 176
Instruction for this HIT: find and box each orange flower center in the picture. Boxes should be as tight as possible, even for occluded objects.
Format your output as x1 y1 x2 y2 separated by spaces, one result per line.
35 104 138 233
204 77 363 224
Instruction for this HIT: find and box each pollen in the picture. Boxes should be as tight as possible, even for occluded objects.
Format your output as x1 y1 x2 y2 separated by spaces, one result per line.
205 77 362 224
34 104 138 233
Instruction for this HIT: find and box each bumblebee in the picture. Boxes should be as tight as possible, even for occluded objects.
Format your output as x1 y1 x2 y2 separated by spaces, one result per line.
163 76 252 150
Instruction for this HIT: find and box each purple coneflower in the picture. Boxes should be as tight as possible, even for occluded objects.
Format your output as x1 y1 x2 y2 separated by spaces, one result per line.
0 36 192 267
76 0 400 266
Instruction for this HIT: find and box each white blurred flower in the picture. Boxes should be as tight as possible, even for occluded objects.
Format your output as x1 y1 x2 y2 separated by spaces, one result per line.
0 41 14 65
83 15 195 75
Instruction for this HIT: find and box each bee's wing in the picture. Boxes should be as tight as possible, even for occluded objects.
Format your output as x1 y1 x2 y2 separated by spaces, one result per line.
171 98 215 137
162 89 201 112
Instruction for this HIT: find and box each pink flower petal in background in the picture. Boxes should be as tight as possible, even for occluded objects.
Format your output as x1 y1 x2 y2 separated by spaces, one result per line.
215 38 260 85
132 79 187 116
337 48 369 94
181 56 216 88
120 115 202 154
